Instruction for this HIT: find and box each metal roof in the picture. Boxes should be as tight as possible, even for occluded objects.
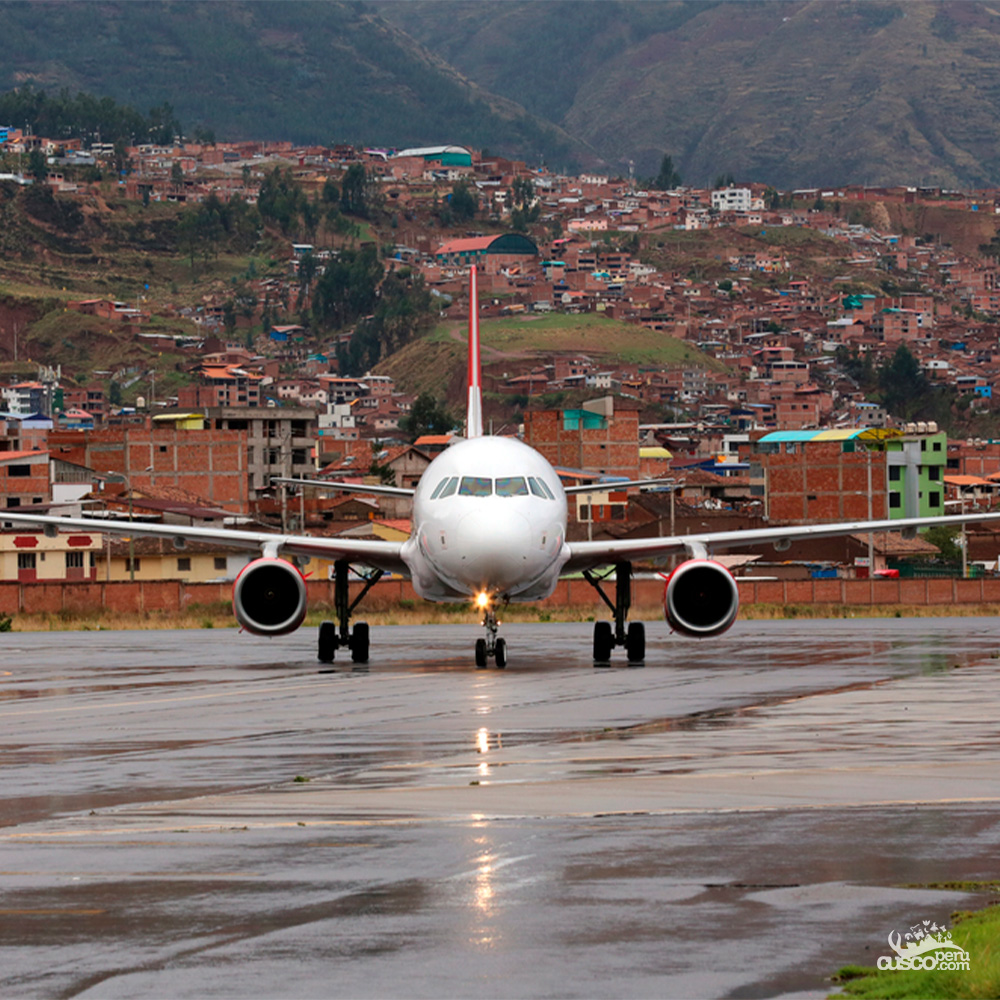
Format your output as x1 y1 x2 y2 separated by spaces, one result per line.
757 428 899 444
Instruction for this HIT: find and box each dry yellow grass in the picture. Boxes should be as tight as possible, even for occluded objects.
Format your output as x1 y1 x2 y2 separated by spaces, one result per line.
8 601 1000 632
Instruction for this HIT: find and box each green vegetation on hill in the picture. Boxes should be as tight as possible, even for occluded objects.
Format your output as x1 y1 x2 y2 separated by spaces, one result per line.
0 1 586 169
430 313 727 368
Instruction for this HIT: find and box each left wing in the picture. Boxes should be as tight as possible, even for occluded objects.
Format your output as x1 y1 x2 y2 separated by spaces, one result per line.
0 511 409 575
563 511 1000 574
271 476 415 498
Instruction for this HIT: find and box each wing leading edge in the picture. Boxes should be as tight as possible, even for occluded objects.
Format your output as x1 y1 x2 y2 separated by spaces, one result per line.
0 511 409 575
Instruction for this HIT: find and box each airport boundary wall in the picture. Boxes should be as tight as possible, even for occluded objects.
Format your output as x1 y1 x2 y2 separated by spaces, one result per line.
5 577 1000 615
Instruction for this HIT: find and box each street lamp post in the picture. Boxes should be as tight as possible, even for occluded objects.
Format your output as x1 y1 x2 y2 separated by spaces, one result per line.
104 471 135 582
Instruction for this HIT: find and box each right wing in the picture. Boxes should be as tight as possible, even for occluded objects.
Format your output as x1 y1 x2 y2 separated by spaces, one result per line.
0 511 410 575
563 478 675 495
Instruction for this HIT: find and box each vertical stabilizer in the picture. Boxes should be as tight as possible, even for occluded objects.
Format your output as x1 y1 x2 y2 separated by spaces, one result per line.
466 265 484 438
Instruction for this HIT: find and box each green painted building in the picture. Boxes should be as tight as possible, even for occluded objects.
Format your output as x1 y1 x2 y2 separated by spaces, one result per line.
885 431 946 519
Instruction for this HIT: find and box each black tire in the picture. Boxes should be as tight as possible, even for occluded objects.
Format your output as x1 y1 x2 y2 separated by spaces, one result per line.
495 637 507 669
593 620 613 662
626 621 645 663
318 621 337 663
475 638 488 668
351 621 370 664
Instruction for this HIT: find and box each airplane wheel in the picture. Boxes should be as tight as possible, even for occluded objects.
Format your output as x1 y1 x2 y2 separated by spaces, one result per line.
351 622 370 664
475 638 488 668
495 637 507 669
318 621 337 663
626 622 645 663
593 621 613 662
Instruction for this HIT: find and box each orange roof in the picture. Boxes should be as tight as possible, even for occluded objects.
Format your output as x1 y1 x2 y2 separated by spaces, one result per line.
0 449 48 462
414 434 453 445
944 475 995 486
378 518 412 533
436 236 495 255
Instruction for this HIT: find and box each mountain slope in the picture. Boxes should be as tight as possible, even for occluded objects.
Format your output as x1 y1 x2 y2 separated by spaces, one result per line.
380 0 1000 188
0 1 587 167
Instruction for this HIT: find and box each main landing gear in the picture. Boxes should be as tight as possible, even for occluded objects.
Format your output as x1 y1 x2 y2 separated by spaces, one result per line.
583 560 645 665
318 559 383 665
474 596 509 669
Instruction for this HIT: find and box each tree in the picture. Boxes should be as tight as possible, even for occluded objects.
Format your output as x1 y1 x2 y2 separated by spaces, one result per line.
653 154 682 190
170 160 184 190
27 149 47 182
401 393 455 441
449 180 477 221
339 163 382 219
878 344 929 419
148 102 181 145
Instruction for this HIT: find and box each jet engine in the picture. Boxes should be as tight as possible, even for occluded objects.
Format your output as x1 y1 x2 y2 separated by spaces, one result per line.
232 557 308 636
663 558 739 638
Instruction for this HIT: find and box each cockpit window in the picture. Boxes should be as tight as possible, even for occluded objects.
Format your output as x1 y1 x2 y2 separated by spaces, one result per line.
495 476 528 497
429 477 451 500
528 476 556 500
458 476 492 497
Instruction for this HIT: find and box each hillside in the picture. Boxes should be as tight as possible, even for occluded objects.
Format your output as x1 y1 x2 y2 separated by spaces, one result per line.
377 313 726 406
0 1 587 169
379 0 1000 189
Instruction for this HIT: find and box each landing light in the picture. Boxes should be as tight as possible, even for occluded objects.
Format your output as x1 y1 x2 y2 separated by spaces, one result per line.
475 591 490 609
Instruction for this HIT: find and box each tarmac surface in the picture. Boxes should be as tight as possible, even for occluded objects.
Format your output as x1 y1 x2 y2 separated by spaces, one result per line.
3 618 1000 998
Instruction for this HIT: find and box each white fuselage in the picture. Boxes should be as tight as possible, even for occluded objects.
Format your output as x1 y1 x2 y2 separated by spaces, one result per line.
400 436 570 603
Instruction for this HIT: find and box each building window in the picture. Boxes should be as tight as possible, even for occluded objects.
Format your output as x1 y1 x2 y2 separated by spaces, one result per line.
65 552 84 569
785 443 797 454
889 467 901 481
889 492 901 509
177 557 191 572
7 465 30 477
6 497 20 507
928 467 941 481
933 441 942 451
125 557 141 573
929 492 941 508
214 557 226 570
17 553 36 570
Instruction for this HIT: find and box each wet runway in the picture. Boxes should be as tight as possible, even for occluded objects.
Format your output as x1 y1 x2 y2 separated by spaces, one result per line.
3 619 1000 998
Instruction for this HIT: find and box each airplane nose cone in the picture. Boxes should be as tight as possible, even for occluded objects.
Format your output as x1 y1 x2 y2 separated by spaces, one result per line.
454 509 534 591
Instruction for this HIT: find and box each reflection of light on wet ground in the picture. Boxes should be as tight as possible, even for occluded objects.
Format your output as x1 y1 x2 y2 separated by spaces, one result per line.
476 728 489 755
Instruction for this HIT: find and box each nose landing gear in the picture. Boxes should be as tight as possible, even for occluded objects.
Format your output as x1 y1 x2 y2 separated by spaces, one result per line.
474 596 508 668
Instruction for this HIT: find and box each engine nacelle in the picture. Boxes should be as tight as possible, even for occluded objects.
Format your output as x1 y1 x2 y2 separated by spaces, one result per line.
663 558 739 638
232 557 308 636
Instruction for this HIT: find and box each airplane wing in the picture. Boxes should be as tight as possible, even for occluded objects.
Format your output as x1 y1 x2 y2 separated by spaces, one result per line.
562 511 1000 574
0 511 409 575
562 478 675 495
271 476 415 498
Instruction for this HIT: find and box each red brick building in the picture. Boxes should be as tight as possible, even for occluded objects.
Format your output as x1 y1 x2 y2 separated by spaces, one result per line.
524 397 641 479
47 424 249 512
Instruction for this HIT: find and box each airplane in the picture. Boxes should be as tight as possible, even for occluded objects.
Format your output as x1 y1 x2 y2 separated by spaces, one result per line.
4 264 1000 668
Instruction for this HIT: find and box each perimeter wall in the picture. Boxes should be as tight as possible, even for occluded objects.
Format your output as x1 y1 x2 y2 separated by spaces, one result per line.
4 577 1000 615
